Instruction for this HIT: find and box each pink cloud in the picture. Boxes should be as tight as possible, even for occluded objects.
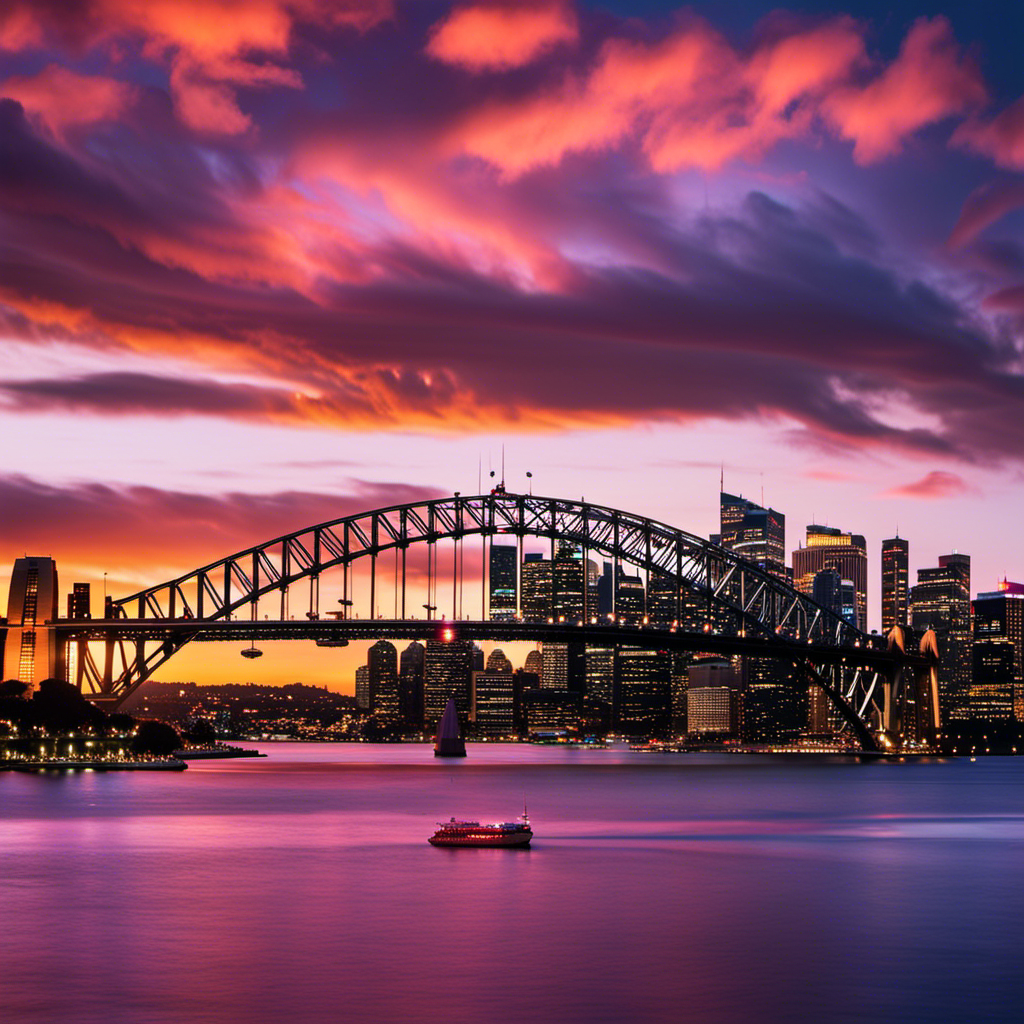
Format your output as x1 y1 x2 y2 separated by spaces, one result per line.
882 470 970 499
427 2 578 71
954 95 1024 171
822 18 985 164
1 64 136 139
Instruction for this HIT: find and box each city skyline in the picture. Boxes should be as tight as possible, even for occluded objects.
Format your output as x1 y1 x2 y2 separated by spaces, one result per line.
4 0 1024 689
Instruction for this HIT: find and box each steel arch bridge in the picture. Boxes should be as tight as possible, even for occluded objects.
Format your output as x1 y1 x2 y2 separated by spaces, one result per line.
57 491 936 749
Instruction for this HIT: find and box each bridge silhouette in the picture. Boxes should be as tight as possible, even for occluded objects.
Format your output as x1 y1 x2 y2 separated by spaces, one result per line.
52 491 937 751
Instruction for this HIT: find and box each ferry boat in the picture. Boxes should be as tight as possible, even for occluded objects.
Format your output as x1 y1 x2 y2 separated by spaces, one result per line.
428 808 532 847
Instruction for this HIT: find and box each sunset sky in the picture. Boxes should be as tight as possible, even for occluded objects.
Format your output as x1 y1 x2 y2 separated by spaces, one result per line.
3 0 1024 690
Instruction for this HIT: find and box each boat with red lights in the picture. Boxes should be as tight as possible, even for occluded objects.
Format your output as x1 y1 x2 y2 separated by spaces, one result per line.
428 808 532 847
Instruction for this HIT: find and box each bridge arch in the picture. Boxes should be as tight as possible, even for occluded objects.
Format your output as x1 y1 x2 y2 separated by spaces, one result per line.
85 492 902 744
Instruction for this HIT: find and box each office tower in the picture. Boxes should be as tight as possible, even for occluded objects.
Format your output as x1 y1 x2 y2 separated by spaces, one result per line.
67 582 91 620
472 649 514 738
614 648 672 737
647 573 680 626
398 641 425 728
792 526 868 632
423 638 473 727
367 640 399 719
541 642 568 689
910 554 972 722
615 570 645 623
513 667 541 734
355 665 370 710
471 643 484 673
720 492 786 578
486 648 513 674
539 641 585 692
522 688 581 734
973 580 1024 721
971 641 1015 724
3 557 61 690
687 659 742 736
811 569 856 626
521 554 551 620
881 536 909 634
488 543 517 619
585 647 615 704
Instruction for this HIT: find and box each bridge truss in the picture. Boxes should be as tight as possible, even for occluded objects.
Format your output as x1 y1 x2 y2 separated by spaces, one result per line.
55 492 936 749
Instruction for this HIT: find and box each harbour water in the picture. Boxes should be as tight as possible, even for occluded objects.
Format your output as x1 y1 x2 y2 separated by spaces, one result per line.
3 745 1024 1023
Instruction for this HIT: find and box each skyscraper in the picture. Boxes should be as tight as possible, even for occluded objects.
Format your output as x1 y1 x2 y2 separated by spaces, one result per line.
792 526 868 632
367 639 399 719
881 536 909 634
488 543 517 619
3 556 61 689
973 580 1024 721
355 665 370 710
472 648 515 738
614 648 672 737
720 492 786 578
398 641 425 728
910 554 972 722
423 638 473 727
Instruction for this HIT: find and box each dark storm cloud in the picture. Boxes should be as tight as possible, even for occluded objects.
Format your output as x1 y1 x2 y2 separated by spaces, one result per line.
0 3 1023 461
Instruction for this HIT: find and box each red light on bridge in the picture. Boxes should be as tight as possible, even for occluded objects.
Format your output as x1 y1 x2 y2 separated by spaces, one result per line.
441 627 455 642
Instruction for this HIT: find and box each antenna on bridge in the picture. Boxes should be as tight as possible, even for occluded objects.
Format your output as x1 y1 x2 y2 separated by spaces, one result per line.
501 444 506 489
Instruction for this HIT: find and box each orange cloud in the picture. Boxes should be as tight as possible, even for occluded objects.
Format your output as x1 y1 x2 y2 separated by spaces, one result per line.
2 64 136 139
822 17 986 164
427 2 578 71
450 15 989 177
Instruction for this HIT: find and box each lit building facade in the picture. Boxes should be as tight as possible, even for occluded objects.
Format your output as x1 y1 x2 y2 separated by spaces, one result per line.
973 581 1024 721
367 639 399 720
911 554 972 722
614 648 672 738
881 536 909 634
3 556 61 690
489 543 517 620
423 638 473 727
720 492 786 578
687 659 742 736
792 526 868 632
399 641 425 728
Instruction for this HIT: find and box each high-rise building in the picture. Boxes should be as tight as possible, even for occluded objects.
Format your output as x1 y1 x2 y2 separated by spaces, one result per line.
521 554 552 621
810 569 856 626
3 557 61 690
614 648 672 737
970 640 1015 724
792 526 868 632
488 543 518 620
367 640 399 719
541 643 568 690
399 641 425 728
910 554 972 723
881 536 909 634
720 492 786 578
523 647 544 680
687 659 742 736
423 638 473 727
585 647 615 705
973 580 1024 721
520 544 596 622
472 649 515 738
67 582 91 621
355 665 370 710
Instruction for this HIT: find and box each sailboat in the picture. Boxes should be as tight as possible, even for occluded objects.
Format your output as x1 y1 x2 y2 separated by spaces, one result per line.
434 697 466 757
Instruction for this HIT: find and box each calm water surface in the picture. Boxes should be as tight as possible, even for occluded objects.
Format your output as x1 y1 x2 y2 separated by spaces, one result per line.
2 744 1024 1024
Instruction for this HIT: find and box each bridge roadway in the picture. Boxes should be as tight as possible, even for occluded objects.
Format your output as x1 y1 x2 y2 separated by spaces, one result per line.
53 618 925 673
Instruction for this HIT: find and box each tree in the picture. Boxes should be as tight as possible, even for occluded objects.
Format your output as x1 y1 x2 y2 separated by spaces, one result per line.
132 720 182 756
